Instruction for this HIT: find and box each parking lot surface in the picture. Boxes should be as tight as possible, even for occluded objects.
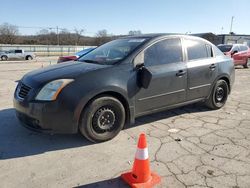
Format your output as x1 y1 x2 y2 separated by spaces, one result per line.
0 59 250 188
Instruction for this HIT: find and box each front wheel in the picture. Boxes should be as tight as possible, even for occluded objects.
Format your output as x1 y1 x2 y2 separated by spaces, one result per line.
243 58 249 68
1 56 8 61
26 56 33 60
79 96 125 143
205 80 229 110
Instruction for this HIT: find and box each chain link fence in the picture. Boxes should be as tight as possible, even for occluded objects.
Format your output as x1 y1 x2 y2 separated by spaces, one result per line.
0 44 96 56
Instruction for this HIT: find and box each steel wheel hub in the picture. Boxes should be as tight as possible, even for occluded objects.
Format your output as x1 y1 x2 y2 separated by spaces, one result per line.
215 87 224 102
92 107 116 132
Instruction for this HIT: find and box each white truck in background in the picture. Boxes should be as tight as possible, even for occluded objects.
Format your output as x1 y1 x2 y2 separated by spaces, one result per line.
0 49 35 61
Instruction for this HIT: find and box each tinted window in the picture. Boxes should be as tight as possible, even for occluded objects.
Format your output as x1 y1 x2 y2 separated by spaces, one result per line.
144 38 183 66
186 39 208 61
239 45 248 51
15 50 22 53
217 45 232 52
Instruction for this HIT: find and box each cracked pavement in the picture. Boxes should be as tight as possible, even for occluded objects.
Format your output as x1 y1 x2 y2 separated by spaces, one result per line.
0 60 250 188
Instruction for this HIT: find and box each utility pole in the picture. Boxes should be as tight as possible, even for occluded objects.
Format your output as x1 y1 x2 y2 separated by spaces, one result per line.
56 26 59 46
230 16 234 34
221 27 224 34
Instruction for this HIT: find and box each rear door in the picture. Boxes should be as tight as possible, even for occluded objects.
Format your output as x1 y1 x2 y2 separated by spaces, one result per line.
185 38 218 100
135 37 187 115
15 50 24 60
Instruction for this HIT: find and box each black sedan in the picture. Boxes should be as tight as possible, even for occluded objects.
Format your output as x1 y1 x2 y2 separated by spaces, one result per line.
14 34 235 142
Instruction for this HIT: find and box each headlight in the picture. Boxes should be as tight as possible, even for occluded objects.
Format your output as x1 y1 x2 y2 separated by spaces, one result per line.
35 79 74 101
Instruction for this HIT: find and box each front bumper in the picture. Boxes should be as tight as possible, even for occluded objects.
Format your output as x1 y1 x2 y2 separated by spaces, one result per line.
13 96 78 134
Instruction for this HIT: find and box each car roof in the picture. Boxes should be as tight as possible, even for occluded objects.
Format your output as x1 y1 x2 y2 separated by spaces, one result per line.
121 33 184 39
121 33 212 43
218 44 248 47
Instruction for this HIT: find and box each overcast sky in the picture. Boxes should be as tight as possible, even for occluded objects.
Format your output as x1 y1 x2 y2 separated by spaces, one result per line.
0 0 248 36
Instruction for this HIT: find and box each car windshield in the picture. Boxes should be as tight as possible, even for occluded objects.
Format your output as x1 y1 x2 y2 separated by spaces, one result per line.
76 48 95 56
78 38 149 65
217 45 233 52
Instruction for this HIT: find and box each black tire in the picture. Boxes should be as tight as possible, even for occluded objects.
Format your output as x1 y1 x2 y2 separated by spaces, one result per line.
1 55 8 61
26 56 33 60
79 96 125 143
205 80 229 110
243 59 249 68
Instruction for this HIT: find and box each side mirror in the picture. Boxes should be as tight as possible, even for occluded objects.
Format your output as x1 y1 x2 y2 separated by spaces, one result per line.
137 66 152 89
232 50 238 55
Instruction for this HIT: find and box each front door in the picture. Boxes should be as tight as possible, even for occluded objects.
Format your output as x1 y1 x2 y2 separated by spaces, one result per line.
135 37 187 115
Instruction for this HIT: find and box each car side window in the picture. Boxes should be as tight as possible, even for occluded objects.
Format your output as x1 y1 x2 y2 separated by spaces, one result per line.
206 44 213 58
143 38 183 66
231 46 240 52
186 39 208 61
15 50 22 53
239 45 248 51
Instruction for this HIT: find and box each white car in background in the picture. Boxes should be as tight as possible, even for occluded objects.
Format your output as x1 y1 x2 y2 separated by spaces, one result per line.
0 49 35 61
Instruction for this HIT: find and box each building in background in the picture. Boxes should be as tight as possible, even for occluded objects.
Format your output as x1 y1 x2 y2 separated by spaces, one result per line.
193 33 250 47
218 34 250 47
193 33 221 45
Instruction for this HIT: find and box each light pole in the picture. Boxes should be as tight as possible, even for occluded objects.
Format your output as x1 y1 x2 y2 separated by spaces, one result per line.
56 26 59 46
220 27 224 34
230 16 234 34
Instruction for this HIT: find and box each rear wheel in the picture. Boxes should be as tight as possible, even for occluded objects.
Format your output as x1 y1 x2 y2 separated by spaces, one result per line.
1 56 8 61
205 80 229 110
79 96 125 143
26 56 33 60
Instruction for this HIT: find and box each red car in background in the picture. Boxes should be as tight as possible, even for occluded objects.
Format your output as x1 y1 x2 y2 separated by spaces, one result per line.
217 44 250 68
57 47 96 63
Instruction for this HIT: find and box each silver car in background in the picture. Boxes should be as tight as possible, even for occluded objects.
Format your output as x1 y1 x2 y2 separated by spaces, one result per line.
0 49 35 61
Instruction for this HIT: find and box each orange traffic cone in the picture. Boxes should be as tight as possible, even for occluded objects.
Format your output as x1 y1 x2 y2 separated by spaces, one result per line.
121 133 161 188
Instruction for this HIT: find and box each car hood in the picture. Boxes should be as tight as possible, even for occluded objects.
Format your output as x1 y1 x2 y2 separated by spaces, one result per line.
22 61 107 87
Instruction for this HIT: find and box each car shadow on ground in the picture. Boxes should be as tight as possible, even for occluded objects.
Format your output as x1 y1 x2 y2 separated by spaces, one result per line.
75 177 129 188
0 103 210 160
0 108 93 160
132 102 210 127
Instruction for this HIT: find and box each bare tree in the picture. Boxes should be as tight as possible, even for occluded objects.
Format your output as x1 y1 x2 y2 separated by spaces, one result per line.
0 22 19 44
95 29 111 45
37 29 51 45
96 29 108 38
59 29 72 45
128 30 142 35
74 28 84 46
37 29 50 35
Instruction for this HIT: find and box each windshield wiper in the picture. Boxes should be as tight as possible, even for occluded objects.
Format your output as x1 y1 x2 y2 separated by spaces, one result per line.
81 59 100 64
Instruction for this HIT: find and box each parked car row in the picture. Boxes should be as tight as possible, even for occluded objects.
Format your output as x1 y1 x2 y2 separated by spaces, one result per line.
0 49 35 61
217 44 250 68
14 34 235 142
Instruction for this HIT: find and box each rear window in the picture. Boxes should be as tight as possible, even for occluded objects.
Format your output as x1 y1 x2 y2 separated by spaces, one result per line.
185 39 209 61
217 45 233 52
206 44 213 57
213 46 225 57
15 50 22 53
